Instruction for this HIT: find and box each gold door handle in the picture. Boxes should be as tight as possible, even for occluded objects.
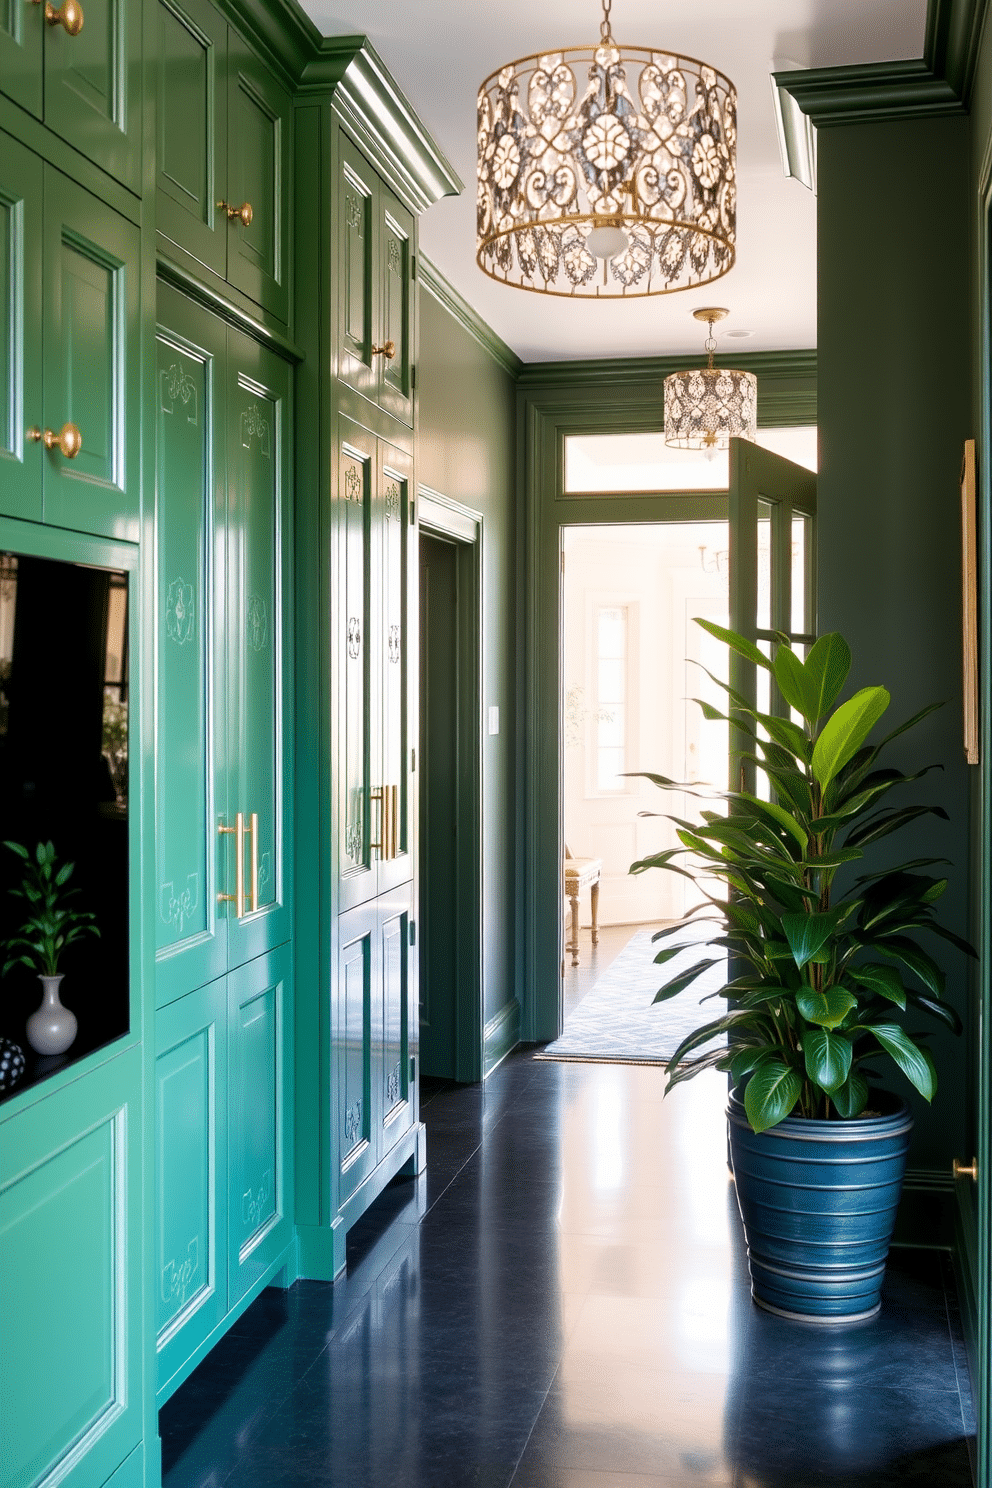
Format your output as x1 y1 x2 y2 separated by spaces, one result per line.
36 0 84 35
218 200 253 227
953 1157 978 1182
218 812 246 918
248 811 259 912
389 784 398 859
29 422 83 458
371 341 395 360
370 786 383 857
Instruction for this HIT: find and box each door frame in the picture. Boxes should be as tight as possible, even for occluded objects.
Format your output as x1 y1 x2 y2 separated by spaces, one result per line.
519 381 817 1044
418 486 484 1083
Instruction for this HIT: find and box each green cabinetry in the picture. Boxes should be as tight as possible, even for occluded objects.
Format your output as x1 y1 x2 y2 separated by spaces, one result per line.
336 132 415 427
0 1046 144 1488
154 283 293 1011
0 131 140 542
155 945 293 1401
0 0 141 193
156 0 292 323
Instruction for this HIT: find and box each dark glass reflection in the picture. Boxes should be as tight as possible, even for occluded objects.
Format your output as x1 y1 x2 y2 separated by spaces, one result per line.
0 551 129 1099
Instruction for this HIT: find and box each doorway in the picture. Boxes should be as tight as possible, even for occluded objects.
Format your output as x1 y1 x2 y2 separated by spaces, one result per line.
559 521 730 1044
418 493 482 1083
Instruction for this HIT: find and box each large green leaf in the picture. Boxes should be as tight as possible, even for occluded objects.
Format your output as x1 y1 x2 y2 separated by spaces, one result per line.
796 988 857 1028
773 645 810 718
830 1069 870 1118
865 1024 937 1100
743 1060 803 1133
845 804 949 849
812 687 891 788
803 1028 853 1092
695 618 772 670
804 633 852 720
652 958 723 1003
736 793 808 851
873 936 946 997
781 909 847 969
847 964 906 1008
906 990 962 1035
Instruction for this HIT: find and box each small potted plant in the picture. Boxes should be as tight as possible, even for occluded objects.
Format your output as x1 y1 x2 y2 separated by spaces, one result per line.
2 840 100 1056
632 623 974 1322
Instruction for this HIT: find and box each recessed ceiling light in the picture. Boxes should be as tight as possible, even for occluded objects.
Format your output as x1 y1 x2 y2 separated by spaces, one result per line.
724 329 755 338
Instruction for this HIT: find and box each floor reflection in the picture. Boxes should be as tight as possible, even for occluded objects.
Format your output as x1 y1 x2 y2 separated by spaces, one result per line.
160 1057 975 1488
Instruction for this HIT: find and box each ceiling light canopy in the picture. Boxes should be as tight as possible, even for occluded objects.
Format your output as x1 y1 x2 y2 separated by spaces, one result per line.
663 308 757 450
476 0 737 298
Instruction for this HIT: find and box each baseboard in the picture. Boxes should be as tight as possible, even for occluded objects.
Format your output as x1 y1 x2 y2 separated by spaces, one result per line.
890 1166 956 1249
296 1218 347 1282
484 998 520 1076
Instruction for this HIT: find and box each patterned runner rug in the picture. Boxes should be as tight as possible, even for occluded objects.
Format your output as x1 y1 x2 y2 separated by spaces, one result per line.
536 925 727 1066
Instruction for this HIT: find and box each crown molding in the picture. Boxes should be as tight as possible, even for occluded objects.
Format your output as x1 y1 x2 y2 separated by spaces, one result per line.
296 37 462 215
419 258 522 379
775 0 989 126
215 0 319 88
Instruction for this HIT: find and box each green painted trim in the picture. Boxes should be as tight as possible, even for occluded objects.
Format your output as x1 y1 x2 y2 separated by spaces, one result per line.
776 0 990 125
215 0 320 88
483 998 520 1077
419 259 522 379
156 253 305 364
516 355 816 431
774 59 962 126
518 349 816 388
296 1219 347 1281
955 1182 980 1387
926 0 990 104
0 107 140 225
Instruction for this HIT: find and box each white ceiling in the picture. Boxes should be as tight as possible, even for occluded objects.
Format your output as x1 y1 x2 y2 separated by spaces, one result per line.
300 0 927 362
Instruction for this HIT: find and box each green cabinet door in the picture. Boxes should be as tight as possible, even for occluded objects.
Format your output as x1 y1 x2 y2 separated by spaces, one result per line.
0 0 43 118
336 414 377 913
226 34 291 324
43 169 140 542
225 324 292 968
377 439 414 894
155 0 228 283
154 285 229 1007
155 978 229 1401
379 882 416 1157
43 0 142 195
0 131 44 525
377 188 415 427
336 897 377 1205
228 943 293 1305
0 1046 143 1488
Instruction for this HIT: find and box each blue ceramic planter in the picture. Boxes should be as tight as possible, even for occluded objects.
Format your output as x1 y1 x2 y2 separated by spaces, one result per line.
728 1089 913 1323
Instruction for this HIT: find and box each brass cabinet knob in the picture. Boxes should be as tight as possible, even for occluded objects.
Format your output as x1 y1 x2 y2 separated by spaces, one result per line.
29 421 83 458
372 341 396 360
953 1157 978 1182
218 200 253 228
42 0 84 34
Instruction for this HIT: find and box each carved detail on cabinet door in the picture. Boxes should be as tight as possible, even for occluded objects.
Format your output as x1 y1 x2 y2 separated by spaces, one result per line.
345 815 362 862
343 462 362 502
240 401 270 455
241 1169 273 1234
387 625 400 664
347 616 361 659
165 577 195 646
386 1061 401 1107
384 482 399 521
161 874 199 933
246 594 267 651
386 236 401 275
346 193 363 232
162 1237 199 1308
161 361 198 420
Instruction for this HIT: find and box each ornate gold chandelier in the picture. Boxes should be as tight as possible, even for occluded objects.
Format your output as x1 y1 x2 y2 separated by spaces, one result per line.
663 308 757 450
476 0 737 298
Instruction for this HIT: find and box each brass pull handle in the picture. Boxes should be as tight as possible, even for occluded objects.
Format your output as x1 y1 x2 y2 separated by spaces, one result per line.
370 787 383 857
38 0 84 35
390 784 398 859
218 812 246 918
372 341 396 360
382 783 392 862
218 200 253 228
249 811 259 912
953 1157 978 1182
29 421 83 459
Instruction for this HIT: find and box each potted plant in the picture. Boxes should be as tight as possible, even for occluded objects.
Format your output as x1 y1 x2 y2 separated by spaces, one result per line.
632 623 974 1322
2 840 100 1056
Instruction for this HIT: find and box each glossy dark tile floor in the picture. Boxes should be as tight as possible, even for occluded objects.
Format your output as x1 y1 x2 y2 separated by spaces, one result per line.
160 1055 976 1488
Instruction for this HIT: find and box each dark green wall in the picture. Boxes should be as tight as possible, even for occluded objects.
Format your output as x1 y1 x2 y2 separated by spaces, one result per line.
818 113 973 1171
416 288 518 1036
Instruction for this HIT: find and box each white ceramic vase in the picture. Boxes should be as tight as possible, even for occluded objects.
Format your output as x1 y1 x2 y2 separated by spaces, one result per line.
27 974 77 1056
